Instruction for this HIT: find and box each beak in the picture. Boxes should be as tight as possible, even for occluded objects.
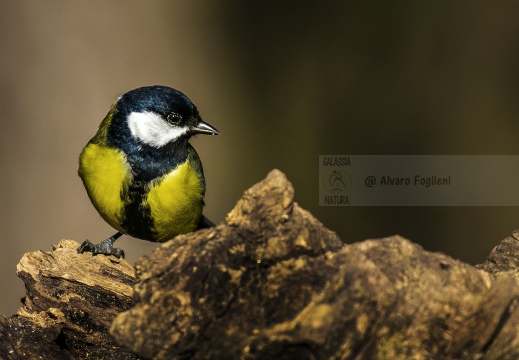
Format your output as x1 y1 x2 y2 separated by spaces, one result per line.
191 119 220 135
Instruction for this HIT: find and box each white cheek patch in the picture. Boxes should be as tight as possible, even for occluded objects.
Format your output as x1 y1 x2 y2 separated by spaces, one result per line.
127 111 188 147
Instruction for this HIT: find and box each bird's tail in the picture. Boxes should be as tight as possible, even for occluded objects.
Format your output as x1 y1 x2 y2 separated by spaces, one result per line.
197 214 215 229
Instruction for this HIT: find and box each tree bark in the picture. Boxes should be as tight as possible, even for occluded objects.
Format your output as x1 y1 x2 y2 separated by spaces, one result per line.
2 169 519 359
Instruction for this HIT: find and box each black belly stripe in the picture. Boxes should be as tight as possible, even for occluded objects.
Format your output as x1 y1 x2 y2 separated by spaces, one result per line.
121 180 156 241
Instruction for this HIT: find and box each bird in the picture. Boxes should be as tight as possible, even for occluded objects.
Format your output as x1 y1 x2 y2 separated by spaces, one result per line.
76 85 219 258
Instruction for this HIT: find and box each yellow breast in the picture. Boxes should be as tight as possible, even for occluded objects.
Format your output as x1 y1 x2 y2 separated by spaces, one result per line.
79 142 204 242
146 160 204 242
78 143 129 233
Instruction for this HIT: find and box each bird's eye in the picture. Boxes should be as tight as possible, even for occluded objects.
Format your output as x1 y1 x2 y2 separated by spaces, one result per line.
166 113 182 125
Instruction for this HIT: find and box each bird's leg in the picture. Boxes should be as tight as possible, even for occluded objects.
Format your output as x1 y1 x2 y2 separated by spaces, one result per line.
77 232 125 258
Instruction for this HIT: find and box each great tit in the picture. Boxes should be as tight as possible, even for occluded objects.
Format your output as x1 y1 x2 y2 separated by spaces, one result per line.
77 85 219 258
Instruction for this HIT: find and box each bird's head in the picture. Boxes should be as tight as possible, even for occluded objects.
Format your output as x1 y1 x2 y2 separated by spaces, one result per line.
114 85 219 148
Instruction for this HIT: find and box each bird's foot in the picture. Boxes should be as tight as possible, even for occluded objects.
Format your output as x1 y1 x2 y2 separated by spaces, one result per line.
77 238 125 259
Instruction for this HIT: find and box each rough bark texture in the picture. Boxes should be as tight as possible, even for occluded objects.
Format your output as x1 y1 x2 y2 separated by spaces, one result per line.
2 240 138 359
3 169 519 359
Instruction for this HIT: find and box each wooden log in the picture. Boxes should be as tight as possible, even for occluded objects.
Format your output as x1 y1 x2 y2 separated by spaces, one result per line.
3 239 137 359
3 169 519 359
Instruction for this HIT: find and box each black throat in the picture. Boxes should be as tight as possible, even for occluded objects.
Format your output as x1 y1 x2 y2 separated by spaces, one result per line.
106 111 190 182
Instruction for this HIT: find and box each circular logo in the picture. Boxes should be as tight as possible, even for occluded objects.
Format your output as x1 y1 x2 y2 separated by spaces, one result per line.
322 170 352 193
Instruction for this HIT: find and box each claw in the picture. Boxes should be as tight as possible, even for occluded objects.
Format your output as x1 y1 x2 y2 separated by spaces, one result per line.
76 239 95 253
77 232 124 258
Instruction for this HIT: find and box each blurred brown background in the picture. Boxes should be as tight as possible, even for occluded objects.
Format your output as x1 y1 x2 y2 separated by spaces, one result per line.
1 1 519 316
